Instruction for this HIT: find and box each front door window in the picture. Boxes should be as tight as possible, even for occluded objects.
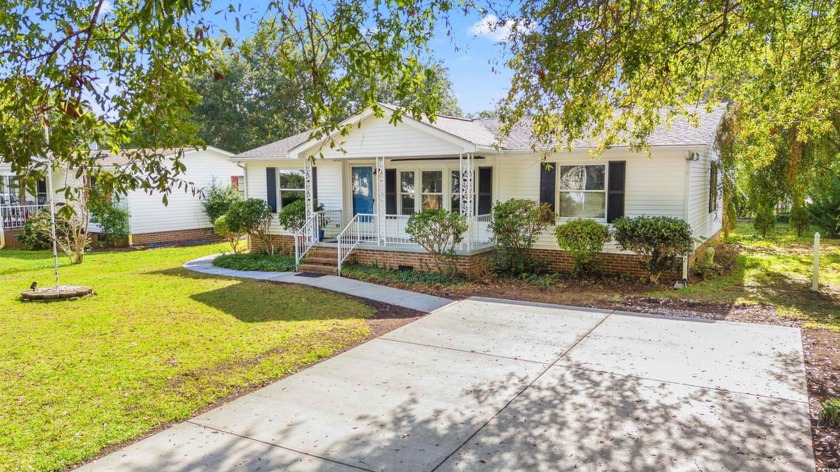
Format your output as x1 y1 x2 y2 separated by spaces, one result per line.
351 167 374 215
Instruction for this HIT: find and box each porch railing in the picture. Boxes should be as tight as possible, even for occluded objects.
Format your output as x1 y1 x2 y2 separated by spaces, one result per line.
337 213 377 273
294 210 343 270
1 204 48 229
382 214 413 245
472 214 494 246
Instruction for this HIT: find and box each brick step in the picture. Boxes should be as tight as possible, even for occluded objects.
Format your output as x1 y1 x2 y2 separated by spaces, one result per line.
303 256 337 265
297 263 338 275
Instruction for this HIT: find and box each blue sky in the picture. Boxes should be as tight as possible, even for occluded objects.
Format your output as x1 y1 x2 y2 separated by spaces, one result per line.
203 1 514 115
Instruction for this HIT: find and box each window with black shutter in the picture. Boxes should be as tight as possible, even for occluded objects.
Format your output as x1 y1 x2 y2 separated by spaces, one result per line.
478 167 493 214
709 161 718 213
539 162 556 211
385 169 397 215
266 167 277 212
607 161 626 223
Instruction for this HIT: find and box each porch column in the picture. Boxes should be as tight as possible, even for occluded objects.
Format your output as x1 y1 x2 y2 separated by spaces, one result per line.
459 152 474 251
304 158 314 241
375 156 386 245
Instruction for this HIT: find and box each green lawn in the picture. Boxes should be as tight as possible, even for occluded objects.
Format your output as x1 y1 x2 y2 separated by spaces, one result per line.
0 244 374 471
650 222 840 330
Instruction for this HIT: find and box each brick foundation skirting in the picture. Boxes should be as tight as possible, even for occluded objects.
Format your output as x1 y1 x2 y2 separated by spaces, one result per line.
248 234 295 254
130 227 220 246
246 230 721 281
1 228 25 249
688 230 723 266
351 248 495 275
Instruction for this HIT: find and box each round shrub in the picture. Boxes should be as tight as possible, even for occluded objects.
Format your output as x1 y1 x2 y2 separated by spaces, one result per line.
91 201 129 247
612 215 693 283
489 198 555 275
405 209 467 278
554 218 610 276
202 180 241 224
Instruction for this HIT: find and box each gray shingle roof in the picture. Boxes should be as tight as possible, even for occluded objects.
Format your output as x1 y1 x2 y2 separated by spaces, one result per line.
236 131 311 159
429 104 728 150
235 104 727 158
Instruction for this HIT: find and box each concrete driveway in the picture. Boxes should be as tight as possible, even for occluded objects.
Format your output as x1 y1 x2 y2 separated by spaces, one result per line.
79 297 814 471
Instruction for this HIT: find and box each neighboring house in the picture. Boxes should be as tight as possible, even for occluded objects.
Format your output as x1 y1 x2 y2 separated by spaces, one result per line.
0 146 242 248
233 103 726 277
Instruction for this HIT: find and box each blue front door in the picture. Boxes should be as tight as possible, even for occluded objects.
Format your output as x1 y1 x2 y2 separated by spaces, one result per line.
352 166 374 216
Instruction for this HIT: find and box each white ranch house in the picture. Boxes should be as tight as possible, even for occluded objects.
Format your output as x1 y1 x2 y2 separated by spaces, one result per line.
235 104 726 276
1 146 241 248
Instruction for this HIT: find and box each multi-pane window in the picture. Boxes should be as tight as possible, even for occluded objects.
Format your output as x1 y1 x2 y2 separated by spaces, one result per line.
0 176 17 205
421 171 443 210
278 169 305 208
231 176 246 198
400 171 415 215
450 170 462 213
558 165 606 219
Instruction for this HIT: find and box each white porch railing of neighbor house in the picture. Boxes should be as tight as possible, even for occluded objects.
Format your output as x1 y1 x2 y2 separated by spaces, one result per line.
294 210 343 269
337 213 378 273
1 204 48 229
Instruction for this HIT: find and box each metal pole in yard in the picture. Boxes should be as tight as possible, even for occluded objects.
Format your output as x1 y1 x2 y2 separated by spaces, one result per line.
812 232 820 292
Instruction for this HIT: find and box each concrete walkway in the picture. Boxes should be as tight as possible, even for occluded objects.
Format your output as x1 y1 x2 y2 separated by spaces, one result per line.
183 254 453 313
78 283 815 471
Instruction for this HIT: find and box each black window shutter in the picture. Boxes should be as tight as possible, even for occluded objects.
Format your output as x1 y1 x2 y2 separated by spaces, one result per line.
266 167 277 212
607 161 626 223
478 167 493 214
539 162 556 211
708 161 718 213
385 169 397 215
312 166 318 204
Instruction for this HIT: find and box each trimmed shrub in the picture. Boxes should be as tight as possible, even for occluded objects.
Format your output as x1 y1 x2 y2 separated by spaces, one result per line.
753 203 776 237
202 180 241 225
277 200 306 233
226 198 275 254
489 199 555 275
612 215 693 283
213 214 243 254
554 218 610 276
405 209 468 278
90 201 129 247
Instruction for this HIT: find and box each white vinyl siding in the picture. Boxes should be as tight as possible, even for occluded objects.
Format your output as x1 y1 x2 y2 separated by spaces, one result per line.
687 147 723 244
244 159 343 235
302 116 467 159
125 149 241 235
495 151 690 252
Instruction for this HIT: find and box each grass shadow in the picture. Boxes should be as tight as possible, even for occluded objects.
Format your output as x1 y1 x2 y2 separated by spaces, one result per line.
146 267 375 324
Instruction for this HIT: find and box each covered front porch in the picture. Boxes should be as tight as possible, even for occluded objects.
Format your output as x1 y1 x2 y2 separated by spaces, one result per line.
292 153 495 271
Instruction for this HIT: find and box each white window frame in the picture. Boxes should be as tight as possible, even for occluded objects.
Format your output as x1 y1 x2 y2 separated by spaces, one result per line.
398 170 416 215
421 170 444 211
557 164 608 222
278 169 305 210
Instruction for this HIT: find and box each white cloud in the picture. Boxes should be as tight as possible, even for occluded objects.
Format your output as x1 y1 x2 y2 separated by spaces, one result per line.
100 0 114 14
468 14 528 43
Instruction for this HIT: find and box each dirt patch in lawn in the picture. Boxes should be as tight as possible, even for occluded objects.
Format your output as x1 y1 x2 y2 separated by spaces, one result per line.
68 285 423 471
